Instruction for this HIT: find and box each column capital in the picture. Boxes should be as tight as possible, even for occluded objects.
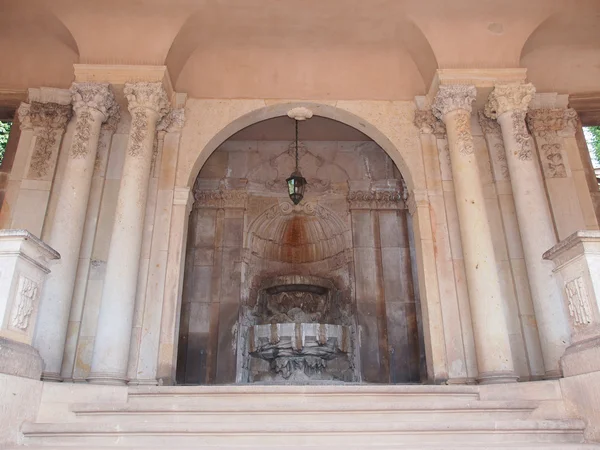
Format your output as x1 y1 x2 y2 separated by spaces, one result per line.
71 82 117 121
157 108 185 134
28 101 72 131
484 83 536 119
414 109 446 137
17 103 32 130
526 108 579 137
124 82 170 117
432 84 476 120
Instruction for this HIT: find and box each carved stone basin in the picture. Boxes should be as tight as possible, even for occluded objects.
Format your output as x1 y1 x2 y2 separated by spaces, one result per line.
248 322 350 381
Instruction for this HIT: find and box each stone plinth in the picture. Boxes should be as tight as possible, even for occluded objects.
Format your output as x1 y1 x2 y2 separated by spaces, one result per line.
543 231 600 377
0 230 60 379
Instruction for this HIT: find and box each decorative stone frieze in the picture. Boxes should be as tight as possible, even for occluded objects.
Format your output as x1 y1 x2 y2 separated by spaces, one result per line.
526 108 578 179
432 84 477 118
347 190 404 210
526 108 579 137
484 83 535 118
27 101 72 178
414 110 446 137
193 189 248 209
510 110 534 161
478 111 509 181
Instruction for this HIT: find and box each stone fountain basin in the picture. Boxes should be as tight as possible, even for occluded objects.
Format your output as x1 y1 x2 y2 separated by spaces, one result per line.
248 323 350 361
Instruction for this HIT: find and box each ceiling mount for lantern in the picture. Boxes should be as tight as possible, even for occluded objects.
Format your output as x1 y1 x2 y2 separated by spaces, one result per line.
286 108 312 205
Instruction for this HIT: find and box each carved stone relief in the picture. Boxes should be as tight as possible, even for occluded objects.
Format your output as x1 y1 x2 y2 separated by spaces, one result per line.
454 111 475 155
10 276 38 331
511 110 533 161
526 108 576 179
27 101 72 178
414 109 446 137
347 189 404 210
565 277 593 327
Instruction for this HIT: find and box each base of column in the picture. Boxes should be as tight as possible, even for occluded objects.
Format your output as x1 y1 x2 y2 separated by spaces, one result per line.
128 378 159 386
477 371 519 385
0 337 43 380
561 336 600 378
543 369 563 380
446 377 478 385
87 372 128 386
41 372 63 382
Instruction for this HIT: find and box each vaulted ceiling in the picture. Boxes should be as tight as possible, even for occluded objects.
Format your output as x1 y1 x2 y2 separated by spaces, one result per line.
1 0 599 99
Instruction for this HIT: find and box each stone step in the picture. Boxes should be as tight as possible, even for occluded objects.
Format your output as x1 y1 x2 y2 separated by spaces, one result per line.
21 419 587 446
126 384 480 405
69 399 538 423
9 446 600 450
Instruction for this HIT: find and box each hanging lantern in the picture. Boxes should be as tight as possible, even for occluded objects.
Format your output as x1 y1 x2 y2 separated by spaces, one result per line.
286 118 307 205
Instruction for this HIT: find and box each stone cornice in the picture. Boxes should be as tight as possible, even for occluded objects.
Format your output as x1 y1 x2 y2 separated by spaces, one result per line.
432 85 476 119
484 83 536 119
28 87 71 106
347 190 405 210
414 110 446 137
124 82 170 117
71 82 117 120
526 108 579 137
193 189 248 209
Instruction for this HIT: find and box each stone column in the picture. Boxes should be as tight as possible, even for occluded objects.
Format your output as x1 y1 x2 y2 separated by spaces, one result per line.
11 91 72 237
32 83 117 381
433 85 517 384
0 230 59 379
89 82 169 385
485 83 570 378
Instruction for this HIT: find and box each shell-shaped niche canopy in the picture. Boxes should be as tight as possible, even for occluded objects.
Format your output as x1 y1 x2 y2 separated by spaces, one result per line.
247 201 350 264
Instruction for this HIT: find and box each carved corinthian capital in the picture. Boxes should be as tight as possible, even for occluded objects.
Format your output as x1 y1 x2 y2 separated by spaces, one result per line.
29 101 72 131
526 108 579 137
17 103 32 130
484 83 536 119
124 82 170 117
71 83 117 121
432 85 476 120
157 108 185 133
414 110 446 136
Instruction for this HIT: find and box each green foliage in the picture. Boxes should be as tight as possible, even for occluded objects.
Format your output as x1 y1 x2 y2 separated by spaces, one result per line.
585 126 600 166
0 121 11 165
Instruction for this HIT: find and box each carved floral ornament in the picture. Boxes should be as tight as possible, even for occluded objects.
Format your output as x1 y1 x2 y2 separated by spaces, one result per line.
414 110 446 137
432 84 477 119
477 111 501 135
25 101 72 178
484 83 536 119
347 190 405 210
432 85 476 156
526 108 579 137
193 189 248 209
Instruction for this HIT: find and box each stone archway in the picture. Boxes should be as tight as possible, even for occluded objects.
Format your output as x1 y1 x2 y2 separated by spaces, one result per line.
157 100 447 385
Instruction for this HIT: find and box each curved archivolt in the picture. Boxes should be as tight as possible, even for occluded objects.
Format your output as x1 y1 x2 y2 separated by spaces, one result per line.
246 202 351 264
